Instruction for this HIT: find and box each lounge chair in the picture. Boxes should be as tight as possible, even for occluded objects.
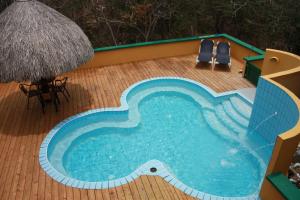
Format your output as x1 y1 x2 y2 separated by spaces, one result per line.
214 41 231 68
196 39 214 65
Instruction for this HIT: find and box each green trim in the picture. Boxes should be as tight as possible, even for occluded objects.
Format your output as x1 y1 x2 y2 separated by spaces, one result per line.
244 61 261 86
94 34 222 52
221 34 265 55
93 33 265 56
244 55 265 62
267 173 300 200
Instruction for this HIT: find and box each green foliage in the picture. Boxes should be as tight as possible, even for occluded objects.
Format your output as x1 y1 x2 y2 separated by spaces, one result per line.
0 0 299 54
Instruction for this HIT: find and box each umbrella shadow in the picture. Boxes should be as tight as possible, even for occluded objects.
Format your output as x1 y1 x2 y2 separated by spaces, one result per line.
0 83 93 136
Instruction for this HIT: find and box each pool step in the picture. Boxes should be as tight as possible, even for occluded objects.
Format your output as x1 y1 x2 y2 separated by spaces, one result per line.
214 104 247 135
229 96 252 119
222 100 249 128
202 109 237 139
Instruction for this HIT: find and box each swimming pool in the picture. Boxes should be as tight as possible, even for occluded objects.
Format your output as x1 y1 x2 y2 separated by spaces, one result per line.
40 77 273 200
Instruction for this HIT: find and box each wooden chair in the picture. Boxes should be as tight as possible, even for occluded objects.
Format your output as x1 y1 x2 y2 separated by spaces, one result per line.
19 83 45 112
53 77 70 102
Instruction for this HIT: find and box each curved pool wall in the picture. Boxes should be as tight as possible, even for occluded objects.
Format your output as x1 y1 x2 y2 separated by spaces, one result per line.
40 77 270 200
248 77 299 144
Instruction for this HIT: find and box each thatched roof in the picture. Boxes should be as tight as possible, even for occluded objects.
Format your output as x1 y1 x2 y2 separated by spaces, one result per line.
0 0 94 82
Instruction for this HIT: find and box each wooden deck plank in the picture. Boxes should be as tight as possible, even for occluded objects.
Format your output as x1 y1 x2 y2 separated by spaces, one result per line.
146 176 164 200
1 88 30 200
174 188 188 200
94 190 104 200
133 177 149 200
0 86 18 179
12 93 40 200
0 55 253 200
0 88 17 197
100 189 111 200
0 84 14 163
30 116 47 200
6 93 35 196
153 176 173 200
66 186 74 200
140 176 157 200
87 190 96 200
114 186 126 200
80 189 89 200
23 111 43 200
120 183 134 200
157 177 180 200
73 188 81 200
126 179 142 200
108 187 119 200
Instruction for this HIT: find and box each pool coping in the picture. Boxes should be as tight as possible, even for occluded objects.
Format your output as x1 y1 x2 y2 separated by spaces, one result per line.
39 77 258 200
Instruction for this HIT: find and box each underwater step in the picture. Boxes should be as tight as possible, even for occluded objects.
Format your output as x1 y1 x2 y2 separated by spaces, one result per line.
229 96 252 119
222 100 249 128
214 104 247 135
202 109 236 139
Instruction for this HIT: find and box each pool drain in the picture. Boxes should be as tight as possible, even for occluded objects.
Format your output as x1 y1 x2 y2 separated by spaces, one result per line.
150 167 157 173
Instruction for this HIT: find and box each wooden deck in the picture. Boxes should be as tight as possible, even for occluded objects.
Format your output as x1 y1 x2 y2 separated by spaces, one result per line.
0 55 253 200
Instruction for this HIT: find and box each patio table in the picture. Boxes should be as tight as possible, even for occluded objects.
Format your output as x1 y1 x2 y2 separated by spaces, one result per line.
33 77 60 112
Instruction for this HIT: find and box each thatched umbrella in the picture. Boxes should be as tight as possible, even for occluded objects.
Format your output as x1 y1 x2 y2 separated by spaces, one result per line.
0 0 94 83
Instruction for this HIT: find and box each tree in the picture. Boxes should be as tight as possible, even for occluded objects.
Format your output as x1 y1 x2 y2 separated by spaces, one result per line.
0 0 299 53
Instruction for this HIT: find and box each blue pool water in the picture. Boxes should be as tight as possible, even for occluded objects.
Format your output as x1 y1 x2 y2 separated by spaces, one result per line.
43 78 274 198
